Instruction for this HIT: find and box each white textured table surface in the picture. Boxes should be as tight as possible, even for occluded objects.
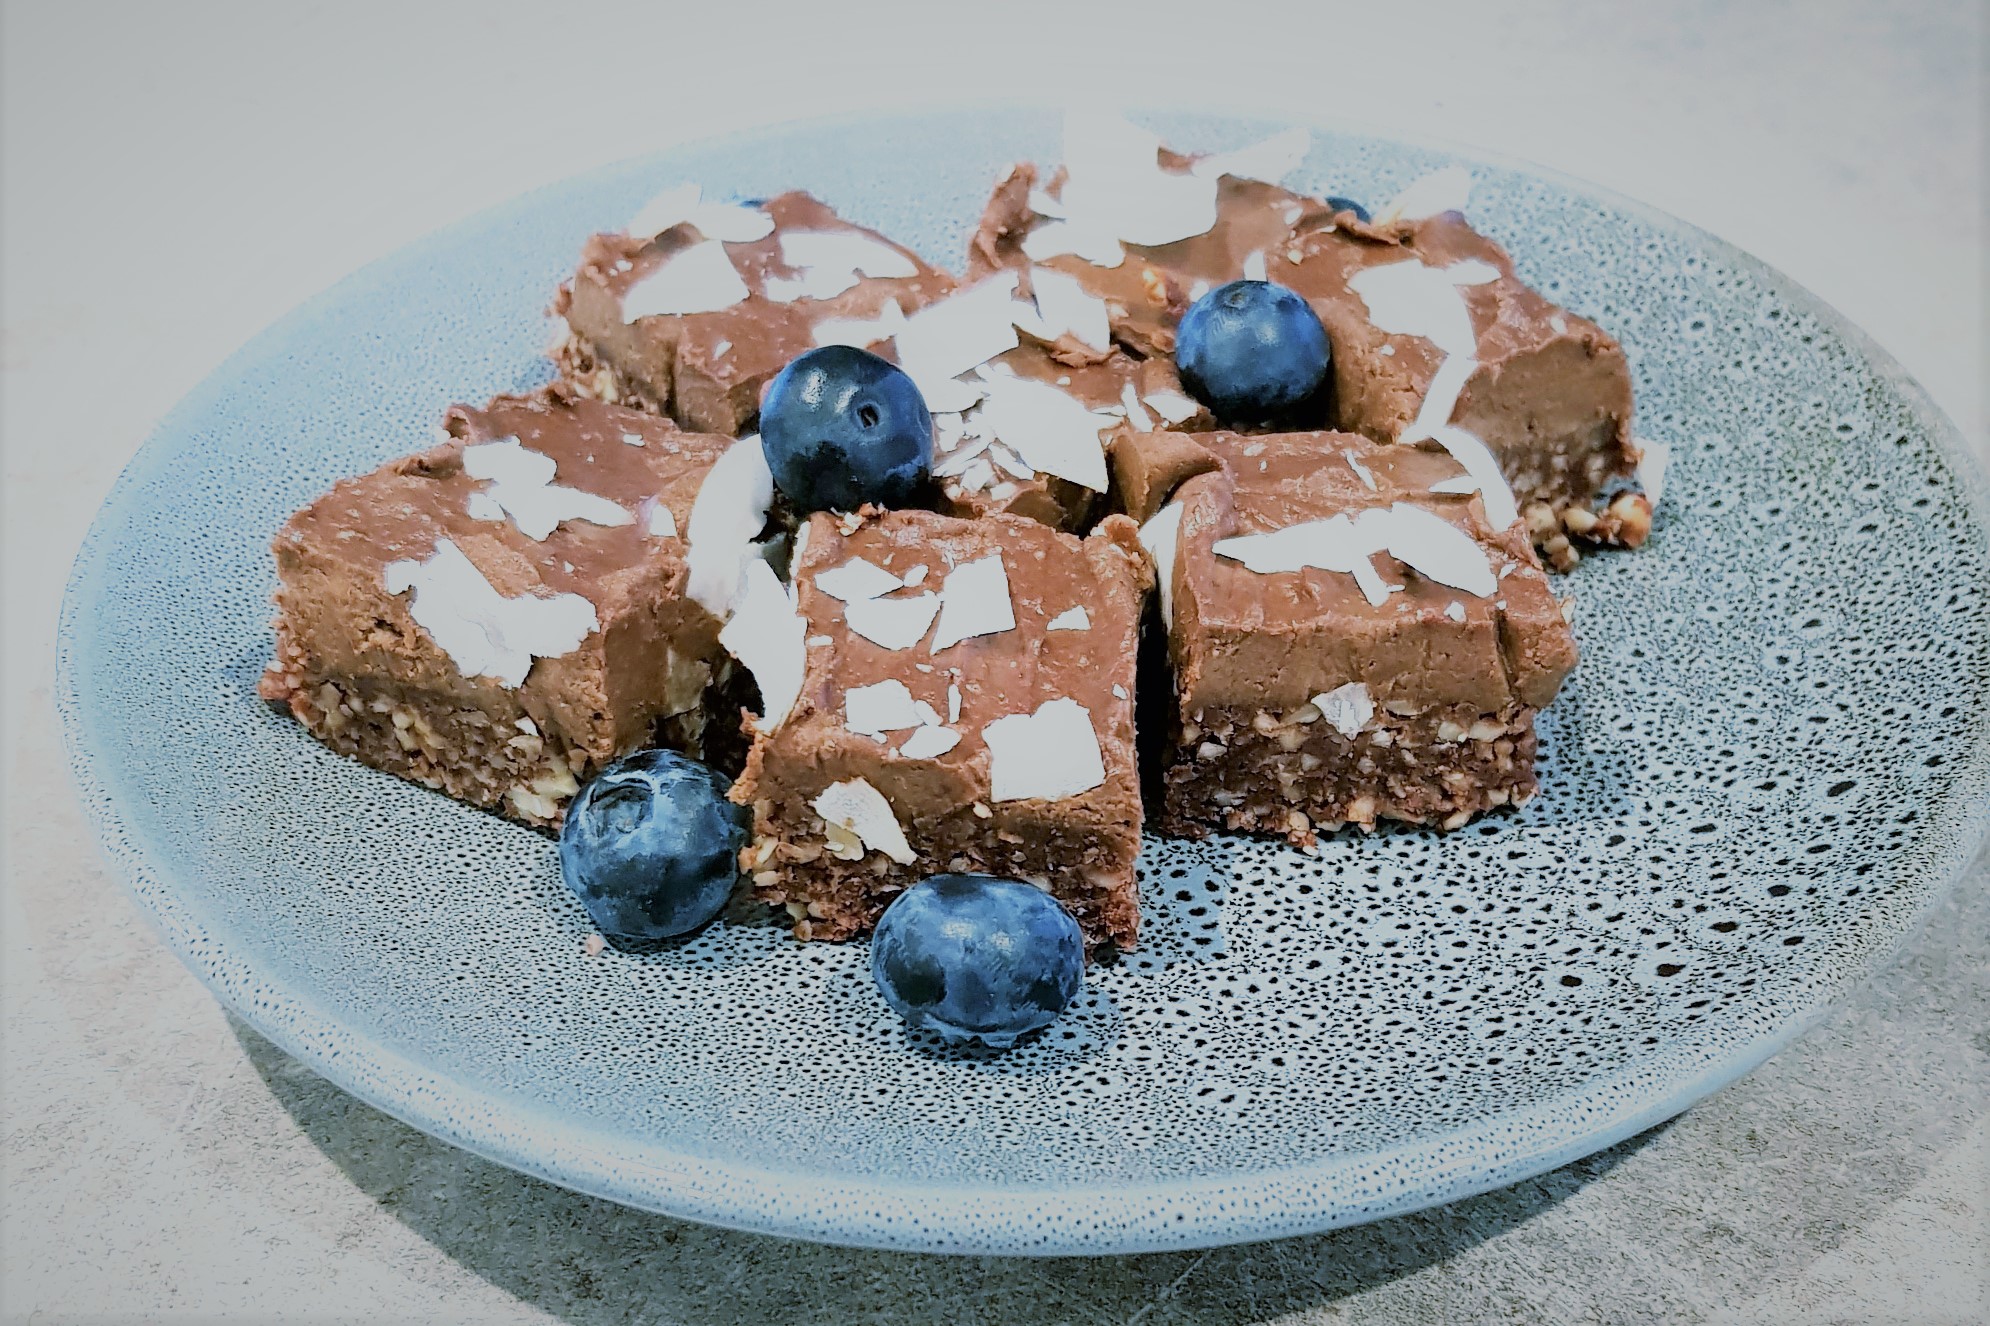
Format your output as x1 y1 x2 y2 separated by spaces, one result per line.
4 2 1984 1322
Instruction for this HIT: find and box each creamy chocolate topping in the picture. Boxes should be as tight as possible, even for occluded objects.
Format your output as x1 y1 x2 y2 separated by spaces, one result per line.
1130 429 1577 714
967 136 1637 528
727 507 1151 948
969 157 1311 358
1282 212 1634 490
557 191 953 434
931 342 1207 527
281 389 723 608
269 386 739 754
736 508 1146 824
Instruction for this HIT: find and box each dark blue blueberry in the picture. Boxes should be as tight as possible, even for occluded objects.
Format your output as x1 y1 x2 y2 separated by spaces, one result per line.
1174 279 1331 423
870 874 1084 1048
758 345 932 513
1323 195 1370 223
557 749 747 942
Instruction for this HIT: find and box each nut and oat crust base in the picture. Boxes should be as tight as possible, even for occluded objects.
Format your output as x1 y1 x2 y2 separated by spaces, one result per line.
1159 701 1542 846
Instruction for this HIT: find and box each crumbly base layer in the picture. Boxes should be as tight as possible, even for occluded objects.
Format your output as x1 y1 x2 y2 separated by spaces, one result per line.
1526 492 1653 571
551 330 668 416
259 627 724 827
738 797 1141 952
1159 701 1540 845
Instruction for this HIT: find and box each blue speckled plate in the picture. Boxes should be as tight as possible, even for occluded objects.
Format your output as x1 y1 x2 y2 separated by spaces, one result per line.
57 109 1990 1255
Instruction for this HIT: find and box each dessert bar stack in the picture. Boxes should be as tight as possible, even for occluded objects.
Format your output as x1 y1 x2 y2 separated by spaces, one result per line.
262 114 1664 949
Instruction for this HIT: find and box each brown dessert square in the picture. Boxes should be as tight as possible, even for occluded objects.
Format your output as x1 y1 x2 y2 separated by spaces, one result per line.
722 507 1151 949
554 188 953 434
818 267 1212 531
966 116 1651 561
258 385 774 825
1280 208 1647 566
1121 428 1578 844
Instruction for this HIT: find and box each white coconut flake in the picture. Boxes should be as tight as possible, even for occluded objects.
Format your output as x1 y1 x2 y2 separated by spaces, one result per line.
1046 606 1091 631
1214 512 1367 576
983 697 1106 802
958 456 996 494
1214 503 1495 599
1026 187 1068 219
1189 126 1310 185
1376 503 1499 596
645 501 678 538
970 374 1111 492
717 559 805 728
384 539 596 689
1548 313 1569 335
844 592 941 651
930 553 1015 652
762 229 920 303
1112 683 1128 699
461 438 632 541
1374 165 1473 225
813 557 903 603
1022 219 1127 268
1139 502 1186 627
931 426 986 477
1241 250 1268 281
685 435 775 616
1636 438 1671 507
1311 682 1375 737
1051 111 1219 249
1018 265 1112 352
989 445 1035 480
1346 258 1496 359
892 272 1023 405
810 778 916 864
844 678 923 737
1422 424 1519 530
812 299 906 350
898 725 961 760
621 239 751 320
1143 389 1201 425
1119 382 1155 431
627 182 775 243
1407 353 1480 437
620 431 646 447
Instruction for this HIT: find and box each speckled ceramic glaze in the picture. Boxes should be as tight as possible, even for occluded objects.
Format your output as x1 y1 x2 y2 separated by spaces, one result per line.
57 109 1990 1255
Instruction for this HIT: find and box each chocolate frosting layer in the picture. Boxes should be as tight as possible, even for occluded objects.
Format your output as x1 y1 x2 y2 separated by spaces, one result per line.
559 192 954 433
1281 212 1637 502
968 156 1309 358
735 508 1149 826
272 386 735 751
1128 429 1577 714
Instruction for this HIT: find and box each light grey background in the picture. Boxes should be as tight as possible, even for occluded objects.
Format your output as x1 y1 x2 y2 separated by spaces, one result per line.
3 1 1984 1321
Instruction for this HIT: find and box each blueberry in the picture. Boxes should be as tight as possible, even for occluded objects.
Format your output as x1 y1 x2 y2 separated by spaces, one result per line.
557 749 747 942
1324 195 1370 222
1174 279 1332 424
759 345 932 513
870 874 1084 1048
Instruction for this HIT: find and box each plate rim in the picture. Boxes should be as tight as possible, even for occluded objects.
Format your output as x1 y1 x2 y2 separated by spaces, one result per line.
54 105 1990 1255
